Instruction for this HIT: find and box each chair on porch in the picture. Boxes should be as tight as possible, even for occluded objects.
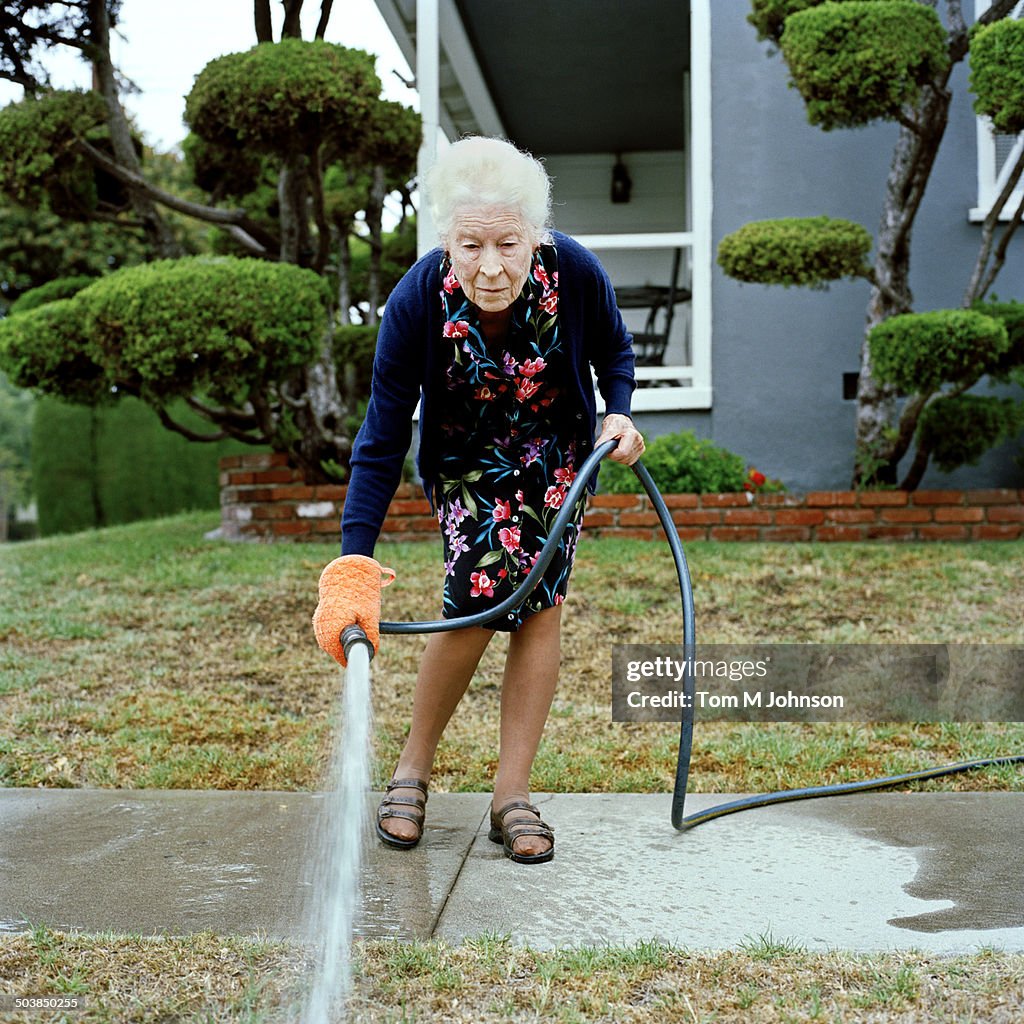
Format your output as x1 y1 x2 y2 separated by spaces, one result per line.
613 247 691 368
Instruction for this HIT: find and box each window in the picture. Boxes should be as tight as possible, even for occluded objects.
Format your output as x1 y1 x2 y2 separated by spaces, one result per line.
971 1 1024 222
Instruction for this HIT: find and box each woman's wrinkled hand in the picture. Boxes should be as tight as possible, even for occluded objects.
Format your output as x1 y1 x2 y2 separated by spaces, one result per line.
312 555 396 666
595 413 646 466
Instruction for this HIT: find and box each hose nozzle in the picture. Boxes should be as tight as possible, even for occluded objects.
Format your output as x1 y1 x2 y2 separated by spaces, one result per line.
340 625 374 663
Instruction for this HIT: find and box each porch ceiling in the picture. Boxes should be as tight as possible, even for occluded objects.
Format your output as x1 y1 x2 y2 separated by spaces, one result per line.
454 1 689 154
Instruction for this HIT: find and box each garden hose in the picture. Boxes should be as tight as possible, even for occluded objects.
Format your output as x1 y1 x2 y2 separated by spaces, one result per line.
345 439 1023 830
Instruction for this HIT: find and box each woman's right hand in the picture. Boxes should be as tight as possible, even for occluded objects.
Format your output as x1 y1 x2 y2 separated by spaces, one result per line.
312 555 396 666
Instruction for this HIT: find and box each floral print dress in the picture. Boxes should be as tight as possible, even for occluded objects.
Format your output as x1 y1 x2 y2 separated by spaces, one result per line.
435 243 586 631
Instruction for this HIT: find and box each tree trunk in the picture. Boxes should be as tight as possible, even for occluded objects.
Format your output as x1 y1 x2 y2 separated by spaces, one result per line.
254 0 273 42
281 0 304 39
853 82 952 487
315 0 334 39
87 0 181 259
288 334 354 481
337 229 352 321
364 164 387 326
278 153 311 265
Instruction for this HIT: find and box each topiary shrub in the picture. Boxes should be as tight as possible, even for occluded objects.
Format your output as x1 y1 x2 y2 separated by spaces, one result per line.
80 256 327 407
599 430 777 494
184 39 381 154
970 18 1024 135
0 256 328 410
971 299 1024 380
717 216 872 287
868 309 1009 394
780 1 949 130
747 0 891 46
917 394 1024 473
0 89 132 217
7 275 98 315
0 298 107 404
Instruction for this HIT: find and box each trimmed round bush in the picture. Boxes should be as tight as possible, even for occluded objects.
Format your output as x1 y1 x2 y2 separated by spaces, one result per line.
600 430 749 494
749 0 826 44
869 309 1009 394
781 1 949 130
81 256 329 406
972 299 1024 379
970 18 1024 135
8 275 98 315
184 39 381 154
0 298 108 404
918 394 1024 472
747 0 890 46
357 98 421 170
181 130 269 198
0 90 113 214
0 257 329 409
717 216 872 287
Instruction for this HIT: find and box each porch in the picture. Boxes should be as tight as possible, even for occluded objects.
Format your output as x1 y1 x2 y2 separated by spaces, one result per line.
373 0 712 413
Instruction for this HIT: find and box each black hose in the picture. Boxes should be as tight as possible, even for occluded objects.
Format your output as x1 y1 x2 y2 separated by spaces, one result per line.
376 440 1022 830
380 440 630 634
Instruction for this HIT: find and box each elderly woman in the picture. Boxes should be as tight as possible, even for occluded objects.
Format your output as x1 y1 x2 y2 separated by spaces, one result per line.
314 136 644 864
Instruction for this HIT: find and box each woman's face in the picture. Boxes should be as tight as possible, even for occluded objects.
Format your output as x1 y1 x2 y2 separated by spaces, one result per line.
447 206 534 313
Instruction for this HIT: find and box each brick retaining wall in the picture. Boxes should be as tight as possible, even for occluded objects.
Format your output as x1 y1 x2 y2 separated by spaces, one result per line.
218 454 1024 543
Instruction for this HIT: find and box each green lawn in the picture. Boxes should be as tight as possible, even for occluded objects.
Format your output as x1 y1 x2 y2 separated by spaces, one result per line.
1 513 1022 1022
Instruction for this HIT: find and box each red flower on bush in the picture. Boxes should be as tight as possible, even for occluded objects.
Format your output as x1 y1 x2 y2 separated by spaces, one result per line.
743 468 768 492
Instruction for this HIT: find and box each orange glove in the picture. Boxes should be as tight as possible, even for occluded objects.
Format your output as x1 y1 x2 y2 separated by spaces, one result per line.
312 555 396 666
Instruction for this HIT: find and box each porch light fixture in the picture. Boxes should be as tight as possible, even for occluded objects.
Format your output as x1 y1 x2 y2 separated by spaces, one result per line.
611 154 632 204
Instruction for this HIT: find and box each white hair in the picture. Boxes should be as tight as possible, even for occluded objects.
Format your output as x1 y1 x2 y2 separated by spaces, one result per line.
424 136 552 247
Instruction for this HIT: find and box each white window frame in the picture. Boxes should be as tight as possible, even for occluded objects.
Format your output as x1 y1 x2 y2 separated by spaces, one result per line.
588 0 713 413
970 0 1024 222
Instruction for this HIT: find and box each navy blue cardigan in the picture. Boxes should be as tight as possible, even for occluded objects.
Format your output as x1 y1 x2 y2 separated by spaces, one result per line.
340 231 636 556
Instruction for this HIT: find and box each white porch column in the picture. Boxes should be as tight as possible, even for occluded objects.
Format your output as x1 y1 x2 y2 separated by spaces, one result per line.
416 0 440 255
689 0 713 402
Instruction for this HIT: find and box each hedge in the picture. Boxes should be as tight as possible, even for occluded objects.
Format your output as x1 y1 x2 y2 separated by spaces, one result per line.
32 396 261 536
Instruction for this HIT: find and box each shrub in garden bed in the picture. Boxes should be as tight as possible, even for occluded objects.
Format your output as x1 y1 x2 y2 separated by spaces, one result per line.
599 430 783 495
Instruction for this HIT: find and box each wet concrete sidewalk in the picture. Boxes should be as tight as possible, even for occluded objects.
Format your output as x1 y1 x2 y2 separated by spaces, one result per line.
1 789 1021 953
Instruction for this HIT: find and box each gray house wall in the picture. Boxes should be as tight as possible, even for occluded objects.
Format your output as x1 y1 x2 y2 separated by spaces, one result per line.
664 0 1024 491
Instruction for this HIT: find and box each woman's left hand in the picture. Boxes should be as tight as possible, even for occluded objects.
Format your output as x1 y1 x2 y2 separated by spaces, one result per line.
595 413 646 466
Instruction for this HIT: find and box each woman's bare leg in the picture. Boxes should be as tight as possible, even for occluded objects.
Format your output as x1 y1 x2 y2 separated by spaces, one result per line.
380 625 495 842
492 604 562 857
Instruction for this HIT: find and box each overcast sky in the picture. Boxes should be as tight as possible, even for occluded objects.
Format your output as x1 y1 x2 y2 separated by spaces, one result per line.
0 0 416 151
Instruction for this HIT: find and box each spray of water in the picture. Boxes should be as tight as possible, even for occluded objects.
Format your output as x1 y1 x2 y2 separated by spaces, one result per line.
303 641 373 1023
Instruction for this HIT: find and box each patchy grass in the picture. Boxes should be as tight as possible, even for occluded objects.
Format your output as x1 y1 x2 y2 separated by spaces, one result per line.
1 514 1022 794
0 926 307 1023
2 518 1023 1022
1 928 1022 1023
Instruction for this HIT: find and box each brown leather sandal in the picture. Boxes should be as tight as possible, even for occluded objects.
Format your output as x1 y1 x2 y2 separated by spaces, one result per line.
488 800 554 864
376 777 428 849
